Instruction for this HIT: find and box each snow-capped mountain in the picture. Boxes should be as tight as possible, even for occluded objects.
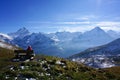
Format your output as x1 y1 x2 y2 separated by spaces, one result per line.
47 31 82 42
73 27 113 46
12 32 63 56
45 27 114 57
3 27 116 57
69 38 120 68
61 27 114 57
0 40 17 50
8 27 30 38
0 33 12 43
46 31 82 57
107 30 120 39
0 32 18 50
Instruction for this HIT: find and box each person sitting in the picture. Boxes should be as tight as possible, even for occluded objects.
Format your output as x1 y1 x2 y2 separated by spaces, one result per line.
26 46 33 59
27 46 32 51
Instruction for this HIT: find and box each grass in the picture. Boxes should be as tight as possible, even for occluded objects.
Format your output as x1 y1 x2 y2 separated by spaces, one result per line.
0 47 120 80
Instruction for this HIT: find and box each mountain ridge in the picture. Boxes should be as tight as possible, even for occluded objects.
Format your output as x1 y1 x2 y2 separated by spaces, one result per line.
0 26 119 57
69 38 120 68
8 27 31 38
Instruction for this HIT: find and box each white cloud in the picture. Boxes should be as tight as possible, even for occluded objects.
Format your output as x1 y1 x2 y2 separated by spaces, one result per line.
56 21 90 25
27 21 91 25
75 15 99 21
101 26 120 32
75 17 89 20
27 20 120 33
94 21 120 32
58 26 95 32
95 21 120 27
57 21 120 32
27 21 51 24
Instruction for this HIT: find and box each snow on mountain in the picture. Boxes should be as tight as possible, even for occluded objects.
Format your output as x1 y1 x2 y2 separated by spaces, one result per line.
0 33 12 43
46 33 60 42
46 31 82 57
73 27 113 46
69 38 120 68
107 30 120 39
0 33 12 39
61 27 114 57
5 27 116 58
45 27 114 57
12 32 63 56
47 31 82 42
55 31 82 42
0 40 17 50
8 27 30 38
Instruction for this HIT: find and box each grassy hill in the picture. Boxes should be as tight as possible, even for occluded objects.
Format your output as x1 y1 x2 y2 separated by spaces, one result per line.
0 47 17 70
0 47 120 80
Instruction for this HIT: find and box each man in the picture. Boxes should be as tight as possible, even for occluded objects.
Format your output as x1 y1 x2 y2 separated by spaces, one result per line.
27 46 32 51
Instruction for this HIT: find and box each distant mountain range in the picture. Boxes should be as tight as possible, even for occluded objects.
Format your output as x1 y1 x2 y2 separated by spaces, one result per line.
107 30 120 39
8 27 31 38
0 27 119 57
69 38 120 68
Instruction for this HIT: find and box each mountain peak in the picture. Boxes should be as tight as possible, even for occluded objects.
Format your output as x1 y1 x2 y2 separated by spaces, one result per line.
91 27 103 32
107 30 117 33
17 27 29 33
86 27 105 34
8 27 30 38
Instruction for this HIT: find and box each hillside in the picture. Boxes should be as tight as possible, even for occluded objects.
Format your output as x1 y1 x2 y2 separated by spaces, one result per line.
69 38 120 68
0 47 120 80
0 47 19 72
0 38 120 80
0 44 21 72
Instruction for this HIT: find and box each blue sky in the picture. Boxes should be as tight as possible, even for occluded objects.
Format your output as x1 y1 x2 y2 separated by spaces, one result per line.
0 0 120 33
